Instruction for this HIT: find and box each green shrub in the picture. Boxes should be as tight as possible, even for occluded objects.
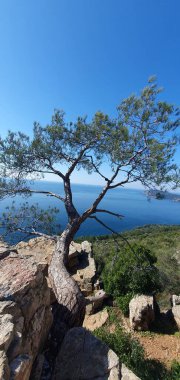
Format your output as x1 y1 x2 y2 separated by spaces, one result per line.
92 225 180 309
102 245 162 301
94 326 169 380
94 327 145 373
170 361 180 380
115 293 134 316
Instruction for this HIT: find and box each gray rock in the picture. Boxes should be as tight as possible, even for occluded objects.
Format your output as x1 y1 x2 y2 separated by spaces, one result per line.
83 309 109 331
53 327 120 379
172 305 180 329
81 241 92 254
0 252 53 380
0 314 14 351
129 295 155 331
172 295 180 306
0 350 10 380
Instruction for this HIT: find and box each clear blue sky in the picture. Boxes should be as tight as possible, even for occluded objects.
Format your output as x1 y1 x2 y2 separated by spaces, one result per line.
0 0 179 186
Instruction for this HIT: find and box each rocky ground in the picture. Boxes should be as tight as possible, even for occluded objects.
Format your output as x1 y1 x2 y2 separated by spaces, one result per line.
0 236 179 379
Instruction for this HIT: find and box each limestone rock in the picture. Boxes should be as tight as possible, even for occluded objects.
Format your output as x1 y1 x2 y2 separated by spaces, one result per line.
81 241 92 254
129 295 155 331
15 237 55 267
172 294 180 306
15 237 96 295
16 237 81 268
121 364 141 380
0 251 52 380
0 240 9 252
0 314 14 351
69 241 82 258
172 305 180 329
72 243 96 296
83 309 109 331
53 327 120 380
0 350 10 380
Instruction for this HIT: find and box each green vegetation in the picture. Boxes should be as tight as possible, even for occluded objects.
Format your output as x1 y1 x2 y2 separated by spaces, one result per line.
77 225 180 309
170 361 180 380
95 327 167 380
0 78 179 243
101 244 161 311
94 308 180 380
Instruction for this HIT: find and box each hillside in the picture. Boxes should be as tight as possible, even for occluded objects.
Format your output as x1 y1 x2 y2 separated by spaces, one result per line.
77 225 180 309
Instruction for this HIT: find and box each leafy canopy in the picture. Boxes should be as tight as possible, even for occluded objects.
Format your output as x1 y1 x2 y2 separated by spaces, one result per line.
0 78 179 240
0 77 179 199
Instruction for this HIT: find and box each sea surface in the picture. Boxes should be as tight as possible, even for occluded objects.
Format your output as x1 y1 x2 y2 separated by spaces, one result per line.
1 181 180 240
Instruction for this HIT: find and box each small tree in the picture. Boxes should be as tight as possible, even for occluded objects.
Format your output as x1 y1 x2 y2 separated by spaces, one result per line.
0 78 179 325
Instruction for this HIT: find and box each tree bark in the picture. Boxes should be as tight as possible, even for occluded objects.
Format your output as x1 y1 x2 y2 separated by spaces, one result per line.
48 224 86 327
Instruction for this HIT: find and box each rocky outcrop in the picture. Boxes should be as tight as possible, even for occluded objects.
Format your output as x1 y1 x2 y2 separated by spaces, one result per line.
171 294 180 329
53 327 120 380
0 249 53 379
0 236 143 380
15 238 96 298
83 309 109 331
0 237 100 379
72 241 96 297
129 295 155 331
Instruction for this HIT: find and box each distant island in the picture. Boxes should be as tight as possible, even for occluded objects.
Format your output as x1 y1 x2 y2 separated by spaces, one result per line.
147 189 180 202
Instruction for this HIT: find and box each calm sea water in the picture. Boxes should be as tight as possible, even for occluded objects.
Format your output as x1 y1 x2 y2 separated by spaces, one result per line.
1 181 180 239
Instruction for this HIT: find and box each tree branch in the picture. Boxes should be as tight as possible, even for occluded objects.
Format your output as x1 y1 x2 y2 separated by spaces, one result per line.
66 144 91 177
14 227 57 240
85 155 110 182
79 164 121 222
46 158 65 180
109 170 133 189
0 188 65 202
89 215 137 257
93 209 124 218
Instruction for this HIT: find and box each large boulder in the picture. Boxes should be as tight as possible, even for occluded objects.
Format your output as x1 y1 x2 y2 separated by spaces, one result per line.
0 250 53 379
129 295 155 331
53 327 120 379
171 294 180 329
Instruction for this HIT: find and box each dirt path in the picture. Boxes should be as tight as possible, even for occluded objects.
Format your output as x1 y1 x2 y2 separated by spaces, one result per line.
135 333 180 368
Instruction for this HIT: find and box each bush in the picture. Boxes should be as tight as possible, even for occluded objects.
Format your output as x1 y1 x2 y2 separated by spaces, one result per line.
115 293 134 316
94 326 169 380
102 245 162 301
170 361 180 380
94 327 145 373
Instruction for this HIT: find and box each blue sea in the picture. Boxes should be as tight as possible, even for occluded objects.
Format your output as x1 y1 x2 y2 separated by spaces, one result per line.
1 181 180 240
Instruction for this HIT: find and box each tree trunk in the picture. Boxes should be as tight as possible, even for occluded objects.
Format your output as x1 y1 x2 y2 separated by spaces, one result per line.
48 225 86 327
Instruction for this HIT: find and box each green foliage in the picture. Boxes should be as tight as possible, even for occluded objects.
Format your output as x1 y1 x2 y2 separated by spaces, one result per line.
102 245 161 302
0 78 179 199
94 325 169 380
94 326 144 373
0 201 60 243
92 225 180 309
170 361 180 380
115 293 134 316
